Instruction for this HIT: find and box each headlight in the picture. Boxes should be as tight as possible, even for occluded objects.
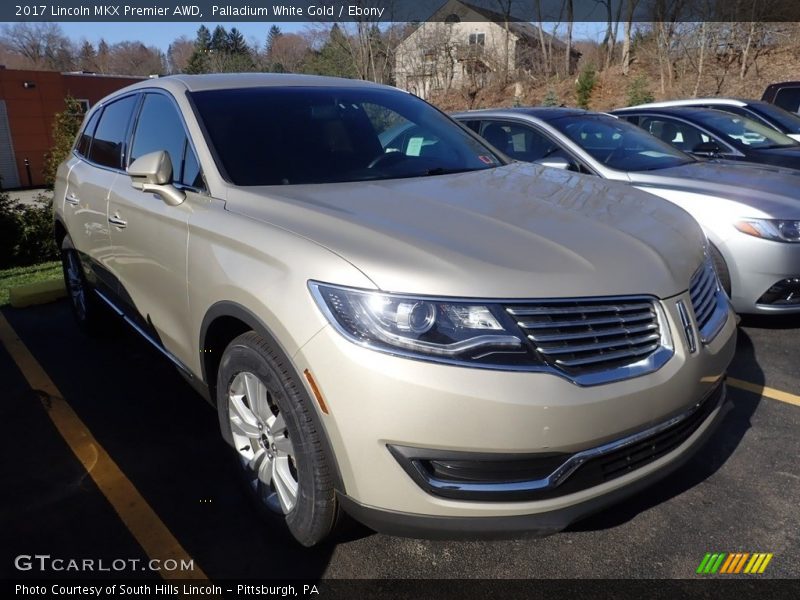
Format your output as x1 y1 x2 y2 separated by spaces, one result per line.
309 282 534 367
734 219 800 243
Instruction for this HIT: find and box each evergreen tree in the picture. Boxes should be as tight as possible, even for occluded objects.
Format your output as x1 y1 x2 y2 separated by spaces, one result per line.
541 88 560 107
227 28 248 54
626 75 655 106
211 25 229 52
185 25 211 74
304 24 356 79
266 25 282 56
575 65 597 109
196 25 211 51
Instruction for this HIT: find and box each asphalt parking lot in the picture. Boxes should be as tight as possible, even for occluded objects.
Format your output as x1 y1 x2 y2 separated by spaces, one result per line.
1 300 798 581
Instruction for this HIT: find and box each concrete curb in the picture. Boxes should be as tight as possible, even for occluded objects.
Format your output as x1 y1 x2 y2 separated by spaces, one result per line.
9 278 67 308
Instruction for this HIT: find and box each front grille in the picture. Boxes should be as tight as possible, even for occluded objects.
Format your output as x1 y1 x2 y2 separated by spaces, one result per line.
506 298 663 376
690 258 720 333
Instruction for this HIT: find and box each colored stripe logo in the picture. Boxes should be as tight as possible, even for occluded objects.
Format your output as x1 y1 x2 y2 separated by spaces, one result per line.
697 552 773 574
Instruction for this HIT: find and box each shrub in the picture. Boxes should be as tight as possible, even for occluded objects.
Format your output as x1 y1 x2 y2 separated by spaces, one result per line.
541 88 560 107
0 190 58 269
626 75 655 106
575 65 597 109
43 96 84 188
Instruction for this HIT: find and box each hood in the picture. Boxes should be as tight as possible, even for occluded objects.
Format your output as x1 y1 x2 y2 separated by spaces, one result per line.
224 163 704 299
630 161 800 218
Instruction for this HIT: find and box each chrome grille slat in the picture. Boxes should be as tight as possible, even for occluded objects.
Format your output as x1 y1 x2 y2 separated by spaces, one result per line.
529 322 658 343
554 342 661 367
536 332 661 355
507 302 652 316
518 311 654 329
506 297 663 376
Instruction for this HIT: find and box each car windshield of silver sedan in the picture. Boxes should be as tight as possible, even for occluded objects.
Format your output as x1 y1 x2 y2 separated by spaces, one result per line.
547 115 694 171
699 112 799 149
189 86 503 185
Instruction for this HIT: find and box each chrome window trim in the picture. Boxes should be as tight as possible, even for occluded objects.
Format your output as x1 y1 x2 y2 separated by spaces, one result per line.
309 281 674 387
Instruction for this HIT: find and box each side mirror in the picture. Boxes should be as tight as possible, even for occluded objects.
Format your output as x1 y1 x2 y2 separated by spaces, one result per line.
691 141 721 156
127 151 185 206
534 156 572 170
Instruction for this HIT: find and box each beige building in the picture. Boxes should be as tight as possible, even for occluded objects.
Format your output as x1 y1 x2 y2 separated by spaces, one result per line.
395 0 580 99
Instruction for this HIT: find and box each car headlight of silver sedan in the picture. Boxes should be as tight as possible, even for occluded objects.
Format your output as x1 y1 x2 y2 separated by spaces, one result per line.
309 282 533 367
734 219 800 243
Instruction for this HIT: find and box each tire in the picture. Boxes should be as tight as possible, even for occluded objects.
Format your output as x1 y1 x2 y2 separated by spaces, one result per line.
709 243 732 298
217 331 340 547
60 234 111 336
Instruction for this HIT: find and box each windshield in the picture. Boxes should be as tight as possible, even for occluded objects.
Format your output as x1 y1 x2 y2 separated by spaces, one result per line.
752 102 800 134
189 87 501 185
698 111 798 149
547 114 694 171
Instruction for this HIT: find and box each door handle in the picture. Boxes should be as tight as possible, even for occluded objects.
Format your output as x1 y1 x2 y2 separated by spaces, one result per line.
108 215 127 228
66 192 80 205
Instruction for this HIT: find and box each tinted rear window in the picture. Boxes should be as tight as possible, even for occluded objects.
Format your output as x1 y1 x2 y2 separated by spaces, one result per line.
189 86 500 186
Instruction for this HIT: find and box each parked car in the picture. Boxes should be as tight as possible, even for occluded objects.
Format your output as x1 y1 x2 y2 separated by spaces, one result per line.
762 81 800 115
615 98 800 142
453 107 800 313
612 106 800 169
55 74 735 546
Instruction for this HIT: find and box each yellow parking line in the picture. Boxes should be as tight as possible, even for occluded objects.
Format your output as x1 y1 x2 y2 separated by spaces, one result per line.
0 312 207 581
728 377 800 407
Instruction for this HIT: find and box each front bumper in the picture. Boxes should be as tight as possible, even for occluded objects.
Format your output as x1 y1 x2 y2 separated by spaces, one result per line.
339 385 729 539
293 289 736 528
724 235 800 314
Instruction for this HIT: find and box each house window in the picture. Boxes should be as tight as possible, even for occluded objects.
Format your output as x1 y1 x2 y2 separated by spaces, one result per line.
74 99 90 114
468 33 485 46
445 13 460 23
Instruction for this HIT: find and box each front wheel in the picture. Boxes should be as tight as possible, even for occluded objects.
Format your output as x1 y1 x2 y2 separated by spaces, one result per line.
60 234 110 335
217 332 340 546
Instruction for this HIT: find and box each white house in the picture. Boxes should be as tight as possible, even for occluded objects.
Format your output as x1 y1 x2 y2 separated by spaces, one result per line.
395 0 581 99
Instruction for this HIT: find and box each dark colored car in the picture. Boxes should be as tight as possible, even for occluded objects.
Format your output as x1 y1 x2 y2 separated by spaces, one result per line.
763 81 800 115
614 98 800 142
613 106 800 170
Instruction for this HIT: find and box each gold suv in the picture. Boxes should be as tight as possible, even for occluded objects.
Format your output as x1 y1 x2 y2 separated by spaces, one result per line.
54 74 736 546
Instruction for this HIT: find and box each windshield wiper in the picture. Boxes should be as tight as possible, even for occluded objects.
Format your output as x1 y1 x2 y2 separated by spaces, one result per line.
422 167 479 176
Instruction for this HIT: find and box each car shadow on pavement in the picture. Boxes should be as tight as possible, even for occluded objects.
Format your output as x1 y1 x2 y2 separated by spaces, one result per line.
0 302 339 580
567 326 763 533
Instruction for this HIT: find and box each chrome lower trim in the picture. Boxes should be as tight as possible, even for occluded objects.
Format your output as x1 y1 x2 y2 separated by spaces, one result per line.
397 382 725 499
93 289 194 378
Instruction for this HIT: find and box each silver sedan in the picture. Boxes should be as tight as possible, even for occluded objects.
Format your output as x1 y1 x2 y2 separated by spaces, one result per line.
452 108 800 314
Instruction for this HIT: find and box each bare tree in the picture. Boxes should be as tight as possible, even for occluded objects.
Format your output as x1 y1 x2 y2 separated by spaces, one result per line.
621 0 641 75
268 34 311 73
167 36 194 74
1 23 75 70
107 41 165 76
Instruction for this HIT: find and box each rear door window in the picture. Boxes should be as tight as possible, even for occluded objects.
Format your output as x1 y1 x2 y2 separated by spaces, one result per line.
88 95 138 169
75 110 100 158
